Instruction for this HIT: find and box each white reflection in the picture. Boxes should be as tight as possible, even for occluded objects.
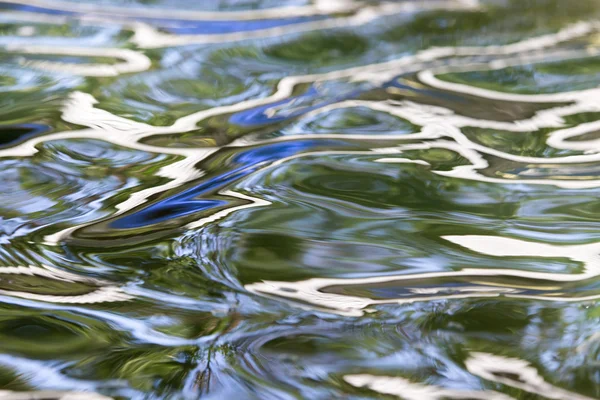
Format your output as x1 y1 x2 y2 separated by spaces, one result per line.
130 1 479 48
0 285 131 305
246 235 600 316
0 0 480 48
466 352 597 400
0 354 114 396
345 352 596 400
4 0 361 20
0 264 132 304
0 8 598 247
0 390 112 400
186 190 272 230
344 373 516 400
6 44 151 77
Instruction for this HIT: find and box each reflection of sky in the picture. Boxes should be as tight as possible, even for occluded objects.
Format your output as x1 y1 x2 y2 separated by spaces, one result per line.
0 2 326 35
156 16 326 35
110 139 342 228
230 86 368 126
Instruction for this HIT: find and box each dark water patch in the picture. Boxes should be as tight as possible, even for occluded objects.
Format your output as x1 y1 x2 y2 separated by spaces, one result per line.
0 124 49 148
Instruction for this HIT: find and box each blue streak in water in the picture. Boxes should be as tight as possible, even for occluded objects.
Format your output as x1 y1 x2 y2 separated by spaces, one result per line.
0 2 323 35
110 140 340 229
158 17 324 35
104 55 452 229
0 2 77 15
229 86 367 127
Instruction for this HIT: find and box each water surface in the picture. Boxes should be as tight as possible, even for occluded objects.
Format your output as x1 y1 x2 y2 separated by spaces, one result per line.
0 0 599 399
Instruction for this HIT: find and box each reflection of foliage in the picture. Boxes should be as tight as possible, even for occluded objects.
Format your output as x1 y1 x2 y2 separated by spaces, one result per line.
0 311 113 359
0 139 178 244
0 366 29 391
0 90 74 130
463 126 567 157
144 256 229 301
264 32 369 66
439 58 600 94
416 299 531 333
2 0 600 398
93 47 271 127
72 345 198 394
219 299 600 398
382 0 600 47
381 10 496 46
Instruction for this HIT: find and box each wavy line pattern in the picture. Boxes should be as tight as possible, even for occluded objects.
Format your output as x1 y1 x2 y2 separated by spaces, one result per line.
0 0 600 399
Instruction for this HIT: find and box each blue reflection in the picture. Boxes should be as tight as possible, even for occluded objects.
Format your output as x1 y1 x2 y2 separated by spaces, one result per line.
232 138 327 164
111 140 342 229
0 123 50 148
111 200 227 228
0 2 77 15
229 86 365 127
159 17 324 35
0 2 323 35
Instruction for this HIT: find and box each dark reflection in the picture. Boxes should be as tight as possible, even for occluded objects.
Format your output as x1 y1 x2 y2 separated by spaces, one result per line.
0 124 49 148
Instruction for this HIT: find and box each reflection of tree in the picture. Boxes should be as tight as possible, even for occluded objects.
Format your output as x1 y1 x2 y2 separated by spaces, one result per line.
381 0 600 47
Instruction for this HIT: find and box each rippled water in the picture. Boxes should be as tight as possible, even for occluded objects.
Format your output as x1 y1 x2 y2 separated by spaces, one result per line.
1 0 600 398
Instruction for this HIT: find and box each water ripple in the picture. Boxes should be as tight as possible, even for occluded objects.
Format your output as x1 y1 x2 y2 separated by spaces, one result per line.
1 0 600 398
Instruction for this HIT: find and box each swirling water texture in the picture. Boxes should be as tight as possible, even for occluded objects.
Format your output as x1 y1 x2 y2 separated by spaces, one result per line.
0 0 600 398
